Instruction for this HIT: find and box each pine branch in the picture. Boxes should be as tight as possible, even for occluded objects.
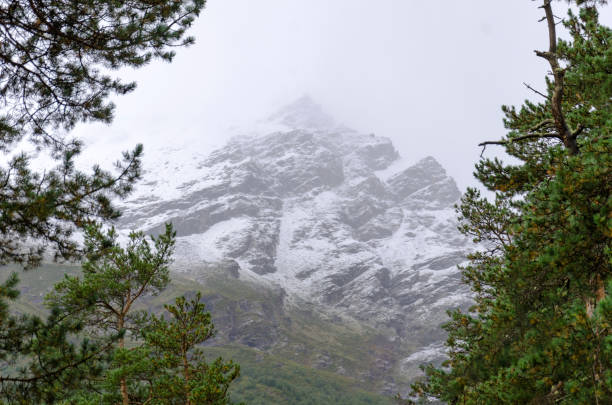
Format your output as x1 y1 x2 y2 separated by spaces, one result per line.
523 82 548 99
481 1 586 156
0 340 113 384
536 0 579 155
479 133 563 156
530 119 555 132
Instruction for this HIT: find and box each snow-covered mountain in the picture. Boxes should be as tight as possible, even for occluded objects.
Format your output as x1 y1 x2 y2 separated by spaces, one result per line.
117 97 473 394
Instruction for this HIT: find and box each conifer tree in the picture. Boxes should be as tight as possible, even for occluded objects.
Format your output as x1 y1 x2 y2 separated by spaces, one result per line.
144 293 241 404
409 1 611 403
48 229 240 405
0 0 205 399
47 223 176 404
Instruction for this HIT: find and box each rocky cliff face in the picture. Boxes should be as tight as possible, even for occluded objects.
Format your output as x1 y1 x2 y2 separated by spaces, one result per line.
118 97 473 394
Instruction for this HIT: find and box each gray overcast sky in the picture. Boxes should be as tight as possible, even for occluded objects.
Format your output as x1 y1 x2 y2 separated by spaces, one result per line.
73 1 612 191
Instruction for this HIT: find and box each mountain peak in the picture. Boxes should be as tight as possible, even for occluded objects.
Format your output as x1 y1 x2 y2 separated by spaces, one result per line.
268 96 336 130
415 156 446 173
118 114 471 394
386 156 459 204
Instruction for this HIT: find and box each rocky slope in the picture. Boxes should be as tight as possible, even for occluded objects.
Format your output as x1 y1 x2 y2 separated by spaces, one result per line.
117 97 473 395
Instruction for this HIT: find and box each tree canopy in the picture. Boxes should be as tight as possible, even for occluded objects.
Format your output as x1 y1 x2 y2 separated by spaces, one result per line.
0 0 205 150
0 0 205 269
0 0 207 401
45 225 240 404
409 1 611 403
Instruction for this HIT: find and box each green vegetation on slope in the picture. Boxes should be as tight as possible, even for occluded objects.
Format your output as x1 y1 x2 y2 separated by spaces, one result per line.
5 264 396 404
202 346 394 405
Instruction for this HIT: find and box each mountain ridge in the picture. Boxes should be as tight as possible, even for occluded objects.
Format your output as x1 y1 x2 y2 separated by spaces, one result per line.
116 98 473 395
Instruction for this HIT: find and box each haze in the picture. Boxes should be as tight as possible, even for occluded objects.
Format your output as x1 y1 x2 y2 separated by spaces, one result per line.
73 0 612 191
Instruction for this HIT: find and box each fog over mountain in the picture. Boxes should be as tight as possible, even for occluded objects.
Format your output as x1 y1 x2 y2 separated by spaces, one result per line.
115 98 474 394
71 2 612 197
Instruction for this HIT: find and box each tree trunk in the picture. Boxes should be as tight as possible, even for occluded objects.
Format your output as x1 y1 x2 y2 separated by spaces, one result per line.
182 339 191 405
118 316 130 405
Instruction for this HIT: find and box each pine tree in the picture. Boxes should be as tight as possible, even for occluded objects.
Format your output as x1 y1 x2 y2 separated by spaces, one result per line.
144 293 241 404
0 0 205 400
46 223 176 404
48 228 240 405
0 0 206 152
409 1 611 403
0 0 205 267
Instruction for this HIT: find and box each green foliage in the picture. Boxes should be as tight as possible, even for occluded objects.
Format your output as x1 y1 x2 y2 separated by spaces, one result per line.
0 0 206 268
0 0 206 149
47 223 174 403
46 226 240 404
205 347 394 405
145 293 241 404
0 303 112 403
410 3 612 404
0 143 143 269
47 222 176 337
0 0 205 400
7 264 400 404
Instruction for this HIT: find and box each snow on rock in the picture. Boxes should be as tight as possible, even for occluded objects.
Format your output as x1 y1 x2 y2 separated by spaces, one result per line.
117 97 473 363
